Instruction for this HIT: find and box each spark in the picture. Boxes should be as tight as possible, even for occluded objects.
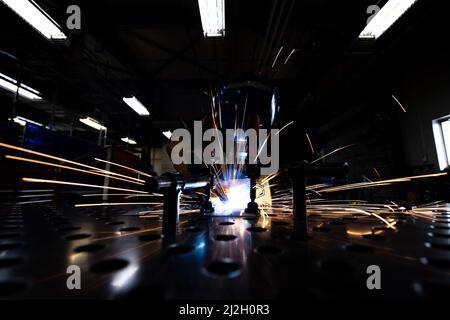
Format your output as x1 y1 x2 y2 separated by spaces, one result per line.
94 158 152 178
315 174 446 194
416 200 445 208
392 94 406 112
6 155 144 185
241 94 248 130
308 199 368 204
82 193 148 197
347 229 384 236
16 199 53 205
218 98 223 129
22 178 148 194
0 142 144 184
275 121 295 136
284 48 298 64
306 184 329 190
17 194 54 198
404 172 447 180
138 211 163 215
18 189 54 193
260 171 283 185
320 181 405 193
412 206 448 211
306 133 315 153
272 46 284 68
311 144 354 164
125 194 163 199
373 167 382 180
75 202 162 208
254 122 294 162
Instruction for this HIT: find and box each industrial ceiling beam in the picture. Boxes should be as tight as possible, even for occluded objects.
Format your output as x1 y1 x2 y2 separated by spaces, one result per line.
150 35 204 78
126 30 225 80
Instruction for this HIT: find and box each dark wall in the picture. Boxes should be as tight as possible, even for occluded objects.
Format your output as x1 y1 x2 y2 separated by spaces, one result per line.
297 0 450 203
399 50 450 171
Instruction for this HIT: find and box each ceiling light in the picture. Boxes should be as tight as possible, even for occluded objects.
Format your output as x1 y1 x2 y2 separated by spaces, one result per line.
122 96 150 117
0 0 67 40
12 117 26 126
0 72 42 100
79 117 106 131
121 137 137 145
359 0 419 40
162 131 172 140
11 116 42 127
197 0 225 38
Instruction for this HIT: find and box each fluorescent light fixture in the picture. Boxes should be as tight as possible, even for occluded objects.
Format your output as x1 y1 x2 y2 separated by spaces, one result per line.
11 116 42 127
359 0 419 40
0 72 42 100
121 137 137 145
433 121 447 170
162 131 172 140
0 0 67 40
433 117 450 171
122 96 150 117
197 0 225 38
79 117 106 131
12 117 26 126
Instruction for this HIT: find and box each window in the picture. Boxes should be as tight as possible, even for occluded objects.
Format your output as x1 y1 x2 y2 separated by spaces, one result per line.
432 115 450 170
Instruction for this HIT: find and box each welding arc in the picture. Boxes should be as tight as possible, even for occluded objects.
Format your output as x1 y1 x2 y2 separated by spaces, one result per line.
22 178 148 194
94 158 152 178
6 155 144 186
0 142 144 184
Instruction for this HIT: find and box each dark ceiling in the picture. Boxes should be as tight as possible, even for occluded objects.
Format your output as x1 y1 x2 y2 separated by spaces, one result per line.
0 0 439 147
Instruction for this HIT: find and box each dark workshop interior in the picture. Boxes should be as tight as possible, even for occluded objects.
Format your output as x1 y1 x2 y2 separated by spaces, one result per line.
0 0 450 303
